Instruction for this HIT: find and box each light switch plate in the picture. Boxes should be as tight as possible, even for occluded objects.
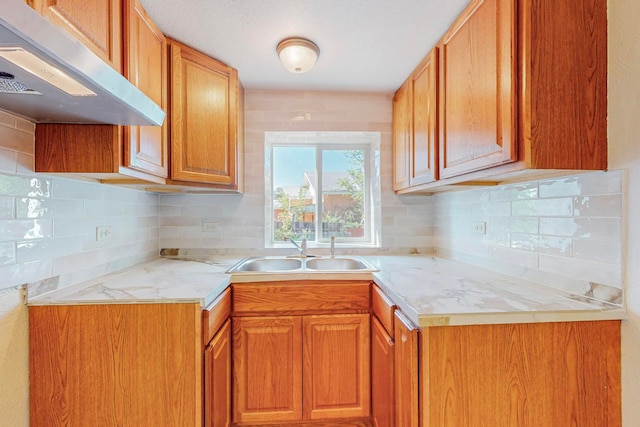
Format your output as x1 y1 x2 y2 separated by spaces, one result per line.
96 226 113 241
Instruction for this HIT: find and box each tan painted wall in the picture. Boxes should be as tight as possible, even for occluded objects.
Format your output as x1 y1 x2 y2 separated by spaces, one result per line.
608 0 640 424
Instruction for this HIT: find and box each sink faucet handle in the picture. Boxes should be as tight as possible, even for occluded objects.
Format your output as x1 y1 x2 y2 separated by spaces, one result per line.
330 236 335 258
301 238 307 257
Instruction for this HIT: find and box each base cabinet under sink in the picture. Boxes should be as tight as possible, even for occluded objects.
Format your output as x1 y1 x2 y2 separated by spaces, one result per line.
230 280 372 426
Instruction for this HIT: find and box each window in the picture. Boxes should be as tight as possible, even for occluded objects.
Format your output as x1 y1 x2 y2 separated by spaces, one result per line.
265 132 381 247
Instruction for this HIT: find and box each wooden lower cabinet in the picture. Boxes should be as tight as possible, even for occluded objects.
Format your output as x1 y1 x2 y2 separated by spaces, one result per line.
303 314 370 420
420 320 621 426
29 303 203 426
232 312 370 425
205 319 232 427
232 316 303 424
394 311 420 427
371 317 395 427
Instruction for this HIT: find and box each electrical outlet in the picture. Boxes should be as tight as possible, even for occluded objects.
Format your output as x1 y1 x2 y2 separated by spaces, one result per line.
202 222 220 233
472 221 486 234
96 226 113 241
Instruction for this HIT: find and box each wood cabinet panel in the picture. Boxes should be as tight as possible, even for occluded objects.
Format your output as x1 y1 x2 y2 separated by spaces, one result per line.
123 0 168 178
232 281 371 315
392 81 411 191
31 0 122 71
303 314 370 420
203 288 231 345
423 320 621 426
371 316 395 427
519 0 607 170
371 285 396 338
169 40 242 189
29 303 202 426
410 48 439 186
204 319 231 427
439 0 516 179
232 316 303 424
394 311 419 427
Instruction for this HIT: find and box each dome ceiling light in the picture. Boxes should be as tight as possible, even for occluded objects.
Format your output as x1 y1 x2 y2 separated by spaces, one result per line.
276 38 320 74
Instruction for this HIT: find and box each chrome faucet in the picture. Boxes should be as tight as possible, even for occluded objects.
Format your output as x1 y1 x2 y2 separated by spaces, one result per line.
330 236 335 258
289 237 308 257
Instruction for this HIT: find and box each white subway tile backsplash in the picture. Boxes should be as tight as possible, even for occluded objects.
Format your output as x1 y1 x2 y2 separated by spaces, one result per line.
574 195 622 217
0 147 16 173
0 197 13 219
489 182 538 201
0 112 159 291
539 217 621 240
512 198 573 217
539 254 621 289
573 239 622 264
539 171 621 198
0 241 15 266
0 173 50 198
0 219 53 241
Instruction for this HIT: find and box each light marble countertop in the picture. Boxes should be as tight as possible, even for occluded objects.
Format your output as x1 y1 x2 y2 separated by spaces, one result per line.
27 254 626 327
27 257 242 308
366 255 625 327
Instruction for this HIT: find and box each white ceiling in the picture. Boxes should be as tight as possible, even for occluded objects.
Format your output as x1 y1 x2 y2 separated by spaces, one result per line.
139 0 471 93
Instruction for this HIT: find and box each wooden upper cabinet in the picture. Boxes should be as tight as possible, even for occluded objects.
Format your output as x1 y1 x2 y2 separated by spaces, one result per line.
396 0 607 191
123 0 168 178
303 314 370 420
392 81 411 191
393 47 439 192
34 0 169 185
410 48 439 186
168 39 244 191
439 0 516 179
30 0 122 71
519 0 607 170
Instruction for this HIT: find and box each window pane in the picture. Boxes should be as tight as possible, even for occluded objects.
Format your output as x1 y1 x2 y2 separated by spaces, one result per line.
272 146 316 242
321 149 366 239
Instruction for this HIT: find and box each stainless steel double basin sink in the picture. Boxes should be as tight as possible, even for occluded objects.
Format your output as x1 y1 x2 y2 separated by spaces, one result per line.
226 256 378 274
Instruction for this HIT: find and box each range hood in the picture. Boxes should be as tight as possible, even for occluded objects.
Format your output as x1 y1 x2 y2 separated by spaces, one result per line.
0 0 165 125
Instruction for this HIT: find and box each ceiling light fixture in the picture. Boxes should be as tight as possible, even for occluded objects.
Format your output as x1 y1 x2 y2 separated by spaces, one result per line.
276 38 320 74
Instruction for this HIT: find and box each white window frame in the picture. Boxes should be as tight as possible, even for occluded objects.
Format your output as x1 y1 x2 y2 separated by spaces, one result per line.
265 131 381 248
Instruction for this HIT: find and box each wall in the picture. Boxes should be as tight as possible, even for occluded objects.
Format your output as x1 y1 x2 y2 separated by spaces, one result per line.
608 0 640 423
159 90 434 254
0 112 160 427
433 171 623 301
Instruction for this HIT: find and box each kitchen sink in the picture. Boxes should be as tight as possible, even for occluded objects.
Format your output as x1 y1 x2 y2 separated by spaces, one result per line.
230 257 303 272
226 256 377 274
304 257 370 271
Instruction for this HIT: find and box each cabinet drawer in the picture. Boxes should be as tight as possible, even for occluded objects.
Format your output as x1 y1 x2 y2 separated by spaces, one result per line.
202 288 231 345
371 285 396 337
232 281 371 315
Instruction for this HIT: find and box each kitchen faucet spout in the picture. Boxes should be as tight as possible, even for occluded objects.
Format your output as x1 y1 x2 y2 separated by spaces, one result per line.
289 237 308 257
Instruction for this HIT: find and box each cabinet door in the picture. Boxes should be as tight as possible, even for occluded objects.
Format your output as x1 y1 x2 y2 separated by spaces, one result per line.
439 0 515 178
372 316 395 427
232 316 303 424
392 81 411 191
31 0 122 71
169 41 240 187
410 48 438 186
204 319 231 427
123 0 168 178
303 314 370 420
394 311 419 427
